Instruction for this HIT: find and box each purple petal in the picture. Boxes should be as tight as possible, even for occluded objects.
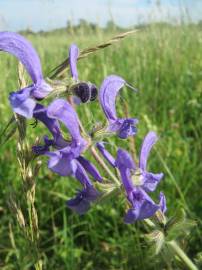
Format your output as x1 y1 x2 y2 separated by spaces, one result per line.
69 44 79 80
139 131 158 171
46 147 76 176
0 31 43 83
31 80 52 99
74 160 92 186
9 86 36 118
33 104 62 141
115 149 136 170
0 32 52 117
116 149 136 193
109 118 138 139
99 75 125 121
77 156 102 182
47 99 83 143
67 195 91 215
67 185 99 215
124 188 159 223
142 172 164 192
96 142 116 168
32 135 53 155
159 192 167 213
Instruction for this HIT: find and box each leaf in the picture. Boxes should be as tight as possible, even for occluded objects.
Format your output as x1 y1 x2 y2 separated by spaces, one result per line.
165 208 196 241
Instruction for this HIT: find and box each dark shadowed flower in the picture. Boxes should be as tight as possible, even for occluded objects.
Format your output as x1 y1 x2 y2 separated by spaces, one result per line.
69 44 98 104
115 131 166 223
33 99 102 181
0 31 52 118
67 160 100 214
99 75 138 139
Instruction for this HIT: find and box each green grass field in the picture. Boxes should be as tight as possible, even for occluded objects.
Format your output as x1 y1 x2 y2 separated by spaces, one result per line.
0 24 202 269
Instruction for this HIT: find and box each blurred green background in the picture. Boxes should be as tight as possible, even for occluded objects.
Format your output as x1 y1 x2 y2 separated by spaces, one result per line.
0 21 202 269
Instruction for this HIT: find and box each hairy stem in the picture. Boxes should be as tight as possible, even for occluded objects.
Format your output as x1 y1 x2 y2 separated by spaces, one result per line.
168 240 198 270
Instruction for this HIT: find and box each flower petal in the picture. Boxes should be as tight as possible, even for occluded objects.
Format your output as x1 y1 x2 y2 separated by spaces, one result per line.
124 189 159 223
69 44 79 80
47 99 83 143
0 31 43 83
96 142 116 168
33 104 62 140
67 185 99 215
32 80 52 99
115 148 136 170
46 147 75 176
109 118 138 139
67 194 91 215
0 32 52 117
77 156 102 182
32 135 53 155
116 149 136 193
159 192 167 213
74 160 92 186
142 172 164 192
9 86 36 118
139 131 158 171
99 75 125 121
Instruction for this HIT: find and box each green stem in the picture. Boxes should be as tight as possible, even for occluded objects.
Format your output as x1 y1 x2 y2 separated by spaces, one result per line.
168 240 198 270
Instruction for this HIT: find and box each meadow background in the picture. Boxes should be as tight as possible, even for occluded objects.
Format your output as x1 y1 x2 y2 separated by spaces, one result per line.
0 21 202 269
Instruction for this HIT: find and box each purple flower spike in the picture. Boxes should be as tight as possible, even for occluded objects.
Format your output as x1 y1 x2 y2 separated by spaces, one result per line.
115 131 165 223
69 44 79 80
0 31 52 118
99 75 138 139
67 161 100 214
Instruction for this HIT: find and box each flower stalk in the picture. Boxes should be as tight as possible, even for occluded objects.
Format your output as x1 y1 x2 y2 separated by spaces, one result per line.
10 63 42 269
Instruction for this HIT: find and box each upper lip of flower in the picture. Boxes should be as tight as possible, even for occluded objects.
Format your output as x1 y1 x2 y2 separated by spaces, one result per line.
99 75 138 139
0 31 52 118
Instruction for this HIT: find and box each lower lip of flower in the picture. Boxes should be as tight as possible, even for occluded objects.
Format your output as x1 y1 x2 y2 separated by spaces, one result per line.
131 169 143 186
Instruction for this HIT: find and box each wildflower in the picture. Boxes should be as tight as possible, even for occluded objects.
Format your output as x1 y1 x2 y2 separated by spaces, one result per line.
0 31 52 118
69 44 98 103
115 131 166 223
67 160 100 214
33 99 102 181
99 75 138 139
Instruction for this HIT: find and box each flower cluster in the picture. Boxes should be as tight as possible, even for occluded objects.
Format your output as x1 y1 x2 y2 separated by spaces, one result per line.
1 31 166 223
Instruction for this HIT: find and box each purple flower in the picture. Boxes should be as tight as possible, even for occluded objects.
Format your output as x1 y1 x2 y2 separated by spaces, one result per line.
33 99 102 181
99 75 138 139
0 31 52 118
67 160 100 214
69 44 98 104
115 131 166 223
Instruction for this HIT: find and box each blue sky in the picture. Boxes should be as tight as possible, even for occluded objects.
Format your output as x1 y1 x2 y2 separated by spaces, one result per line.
0 0 201 32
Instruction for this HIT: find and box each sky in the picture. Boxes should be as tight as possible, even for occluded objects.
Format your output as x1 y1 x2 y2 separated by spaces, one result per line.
0 0 202 32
